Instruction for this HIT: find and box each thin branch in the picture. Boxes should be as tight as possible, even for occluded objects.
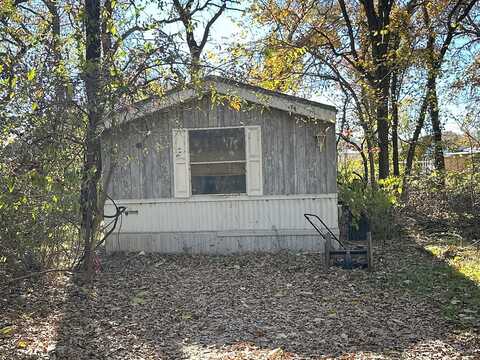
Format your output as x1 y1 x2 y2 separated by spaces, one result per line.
199 2 227 52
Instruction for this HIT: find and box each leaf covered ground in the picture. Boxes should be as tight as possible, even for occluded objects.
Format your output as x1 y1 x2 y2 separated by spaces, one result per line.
1 233 479 359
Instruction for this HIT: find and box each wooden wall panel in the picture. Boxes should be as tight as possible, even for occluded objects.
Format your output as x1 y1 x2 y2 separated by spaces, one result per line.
102 96 337 200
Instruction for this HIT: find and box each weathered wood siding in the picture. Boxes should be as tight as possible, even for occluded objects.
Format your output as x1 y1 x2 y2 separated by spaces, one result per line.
103 96 336 199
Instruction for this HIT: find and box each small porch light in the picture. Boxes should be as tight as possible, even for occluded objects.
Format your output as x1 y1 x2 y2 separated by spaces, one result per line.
315 130 327 152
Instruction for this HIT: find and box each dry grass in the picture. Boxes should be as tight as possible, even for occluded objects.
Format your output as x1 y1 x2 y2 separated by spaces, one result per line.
425 238 480 285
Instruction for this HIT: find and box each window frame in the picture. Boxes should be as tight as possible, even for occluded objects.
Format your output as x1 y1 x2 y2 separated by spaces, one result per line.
188 126 247 196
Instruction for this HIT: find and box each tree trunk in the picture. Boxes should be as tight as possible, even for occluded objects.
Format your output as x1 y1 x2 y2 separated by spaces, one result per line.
391 70 400 176
405 94 429 176
361 0 393 180
428 77 445 171
422 2 445 173
375 65 390 180
101 0 113 58
357 87 377 186
172 0 226 80
80 0 102 282
364 126 376 186
44 0 67 133
189 46 202 80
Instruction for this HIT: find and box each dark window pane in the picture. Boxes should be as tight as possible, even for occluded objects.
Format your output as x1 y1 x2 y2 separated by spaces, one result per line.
191 163 246 195
189 128 245 162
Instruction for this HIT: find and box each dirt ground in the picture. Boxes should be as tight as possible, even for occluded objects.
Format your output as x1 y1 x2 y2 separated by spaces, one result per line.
1 237 479 359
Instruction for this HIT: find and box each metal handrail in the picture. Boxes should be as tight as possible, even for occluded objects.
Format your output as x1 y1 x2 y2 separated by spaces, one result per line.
304 213 345 249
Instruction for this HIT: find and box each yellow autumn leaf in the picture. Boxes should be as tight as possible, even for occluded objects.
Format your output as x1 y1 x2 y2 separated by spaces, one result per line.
205 51 216 60
228 98 241 111
1 326 14 336
17 339 29 349
27 68 36 81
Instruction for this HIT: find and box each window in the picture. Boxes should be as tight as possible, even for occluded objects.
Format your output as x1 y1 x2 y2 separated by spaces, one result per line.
173 126 262 198
189 128 246 195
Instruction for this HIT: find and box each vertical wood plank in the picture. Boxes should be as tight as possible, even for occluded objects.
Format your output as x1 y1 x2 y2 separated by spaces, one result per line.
162 111 173 198
327 125 337 194
262 112 274 194
284 114 295 194
295 122 307 194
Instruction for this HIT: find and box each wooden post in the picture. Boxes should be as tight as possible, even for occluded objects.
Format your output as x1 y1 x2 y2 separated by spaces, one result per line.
324 234 331 270
367 231 373 271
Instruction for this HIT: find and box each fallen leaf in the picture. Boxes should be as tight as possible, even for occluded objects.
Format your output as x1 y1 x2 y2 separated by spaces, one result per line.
17 339 29 349
267 347 285 359
0 326 14 336
181 313 192 320
136 290 149 298
131 297 146 305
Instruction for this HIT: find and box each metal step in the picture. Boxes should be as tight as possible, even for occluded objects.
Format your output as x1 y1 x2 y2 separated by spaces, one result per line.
304 213 373 270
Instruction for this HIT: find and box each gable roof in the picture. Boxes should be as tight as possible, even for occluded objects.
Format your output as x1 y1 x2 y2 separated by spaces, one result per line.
108 76 337 129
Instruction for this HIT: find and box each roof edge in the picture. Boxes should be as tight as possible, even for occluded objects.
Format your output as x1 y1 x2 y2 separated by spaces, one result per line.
105 77 337 130
204 75 337 113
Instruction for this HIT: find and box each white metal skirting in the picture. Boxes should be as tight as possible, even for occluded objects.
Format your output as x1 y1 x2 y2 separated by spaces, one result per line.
104 194 338 254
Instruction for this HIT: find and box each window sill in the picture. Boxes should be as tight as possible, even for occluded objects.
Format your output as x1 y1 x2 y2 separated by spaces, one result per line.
191 193 246 198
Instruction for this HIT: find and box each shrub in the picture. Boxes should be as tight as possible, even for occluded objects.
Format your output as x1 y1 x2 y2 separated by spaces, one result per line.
404 171 480 240
338 167 402 240
0 143 81 275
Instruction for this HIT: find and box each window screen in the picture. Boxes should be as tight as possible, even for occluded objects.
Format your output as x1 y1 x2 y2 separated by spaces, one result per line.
189 128 246 195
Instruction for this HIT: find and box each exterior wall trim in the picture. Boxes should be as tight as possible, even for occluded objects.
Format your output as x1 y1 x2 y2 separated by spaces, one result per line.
108 193 337 205
108 229 324 237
